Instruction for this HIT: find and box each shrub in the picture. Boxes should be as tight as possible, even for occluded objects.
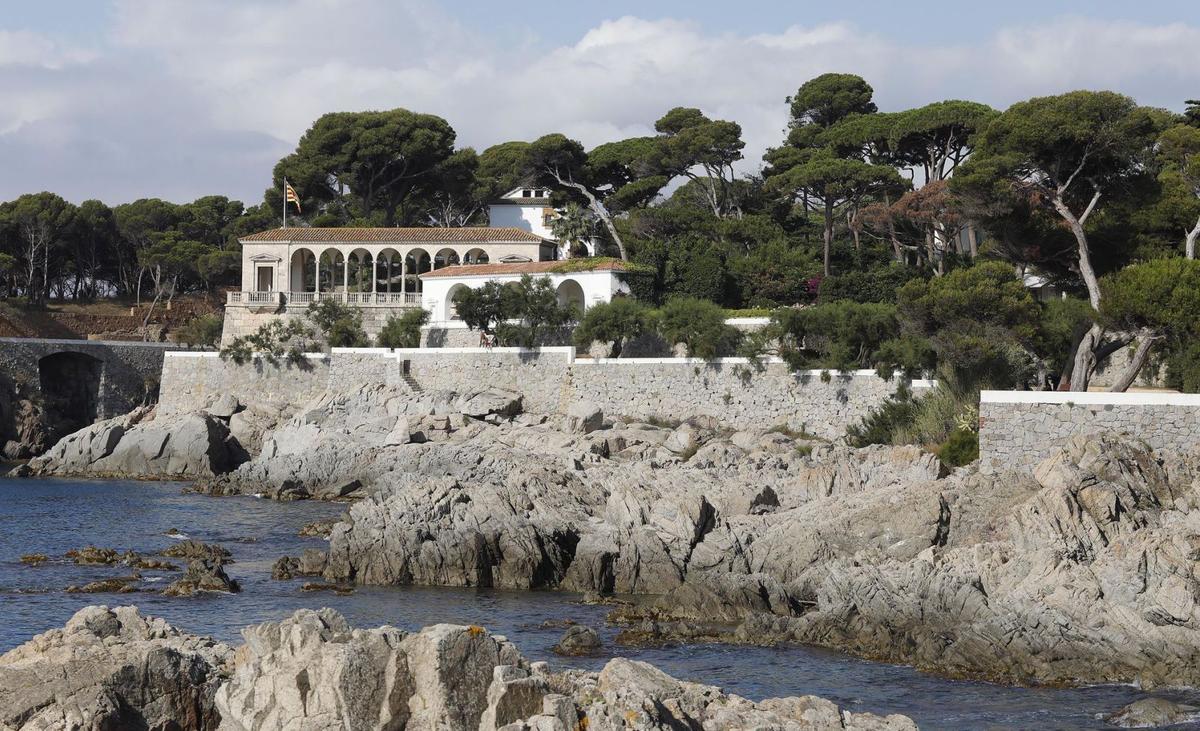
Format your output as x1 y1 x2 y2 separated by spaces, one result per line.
572 298 653 357
455 275 577 347
377 309 429 349
773 300 905 372
938 428 980 466
818 265 926 304
306 298 368 347
656 297 742 359
896 262 1040 389
175 314 223 348
219 319 317 367
1165 340 1200 393
846 386 919 447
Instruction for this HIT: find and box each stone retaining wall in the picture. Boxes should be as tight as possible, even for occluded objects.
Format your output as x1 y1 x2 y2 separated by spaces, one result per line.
979 391 1200 473
160 347 928 437
158 352 331 416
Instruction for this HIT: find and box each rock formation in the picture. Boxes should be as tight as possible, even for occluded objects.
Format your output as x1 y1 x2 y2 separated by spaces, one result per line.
0 606 913 730
17 405 245 479
18 377 1200 689
0 606 231 730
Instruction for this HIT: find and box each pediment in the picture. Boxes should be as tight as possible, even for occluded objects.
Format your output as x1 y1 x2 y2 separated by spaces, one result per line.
498 254 532 263
249 254 282 263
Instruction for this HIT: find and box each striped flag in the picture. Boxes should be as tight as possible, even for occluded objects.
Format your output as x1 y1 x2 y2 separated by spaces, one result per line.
284 180 301 212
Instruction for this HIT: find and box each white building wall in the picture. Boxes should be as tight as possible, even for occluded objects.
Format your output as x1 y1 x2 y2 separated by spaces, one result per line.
488 204 555 239
420 270 629 323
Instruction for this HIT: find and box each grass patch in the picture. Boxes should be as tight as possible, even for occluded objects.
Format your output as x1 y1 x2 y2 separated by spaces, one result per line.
767 423 826 441
644 415 682 429
547 257 655 275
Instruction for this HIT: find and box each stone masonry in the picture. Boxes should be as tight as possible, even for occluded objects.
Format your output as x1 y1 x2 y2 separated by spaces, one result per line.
162 347 932 439
979 390 1200 474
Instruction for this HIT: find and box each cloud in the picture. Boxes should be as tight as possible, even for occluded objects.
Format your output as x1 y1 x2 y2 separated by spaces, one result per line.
0 4 1197 206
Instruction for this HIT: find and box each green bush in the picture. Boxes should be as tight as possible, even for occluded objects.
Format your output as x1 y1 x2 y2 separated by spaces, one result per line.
572 298 653 357
818 265 925 304
846 386 919 447
306 298 368 347
896 262 1041 389
938 428 980 466
455 275 577 347
1165 340 1200 393
773 300 905 372
377 309 429 349
175 313 223 348
219 319 316 367
657 297 742 359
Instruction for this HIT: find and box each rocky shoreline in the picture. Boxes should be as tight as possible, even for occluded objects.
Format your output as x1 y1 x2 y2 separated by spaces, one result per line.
13 382 1200 690
0 605 917 730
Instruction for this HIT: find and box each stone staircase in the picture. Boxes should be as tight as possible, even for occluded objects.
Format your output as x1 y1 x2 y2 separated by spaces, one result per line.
398 360 423 393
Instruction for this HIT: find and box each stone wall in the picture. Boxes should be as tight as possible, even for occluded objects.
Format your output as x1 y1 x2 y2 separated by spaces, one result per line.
160 347 927 437
979 391 1200 474
222 304 422 345
158 352 331 417
0 337 182 419
570 359 921 438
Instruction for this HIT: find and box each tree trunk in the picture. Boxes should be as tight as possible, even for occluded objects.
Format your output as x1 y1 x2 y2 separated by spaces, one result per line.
1186 216 1200 259
966 224 979 259
1107 330 1161 392
822 200 833 276
1052 190 1104 390
1069 323 1104 392
548 169 627 261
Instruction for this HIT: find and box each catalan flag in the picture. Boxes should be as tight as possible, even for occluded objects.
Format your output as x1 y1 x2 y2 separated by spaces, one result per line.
284 180 302 213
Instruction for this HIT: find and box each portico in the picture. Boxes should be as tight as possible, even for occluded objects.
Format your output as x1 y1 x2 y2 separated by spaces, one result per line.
229 226 556 310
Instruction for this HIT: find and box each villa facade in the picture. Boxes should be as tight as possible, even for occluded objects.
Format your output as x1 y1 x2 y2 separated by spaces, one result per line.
222 187 622 344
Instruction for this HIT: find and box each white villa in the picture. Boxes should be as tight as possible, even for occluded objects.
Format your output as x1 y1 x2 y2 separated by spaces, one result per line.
223 187 627 344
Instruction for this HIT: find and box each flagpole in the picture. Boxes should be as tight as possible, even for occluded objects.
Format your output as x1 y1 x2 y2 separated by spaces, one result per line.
282 178 288 229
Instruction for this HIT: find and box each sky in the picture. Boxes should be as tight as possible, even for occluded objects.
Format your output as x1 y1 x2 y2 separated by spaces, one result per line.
1 0 1198 206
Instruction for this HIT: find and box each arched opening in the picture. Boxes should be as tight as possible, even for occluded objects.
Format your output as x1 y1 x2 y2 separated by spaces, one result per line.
406 248 430 294
434 248 460 270
290 248 317 292
318 249 343 293
463 248 489 265
446 283 471 320
38 352 103 435
556 279 586 315
346 248 373 293
377 248 402 295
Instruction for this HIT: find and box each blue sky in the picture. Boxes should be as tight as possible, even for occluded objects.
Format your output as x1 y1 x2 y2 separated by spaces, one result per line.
1 1 1198 204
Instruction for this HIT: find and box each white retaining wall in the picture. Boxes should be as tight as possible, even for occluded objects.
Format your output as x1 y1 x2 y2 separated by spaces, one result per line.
158 352 331 416
159 347 929 438
979 390 1200 473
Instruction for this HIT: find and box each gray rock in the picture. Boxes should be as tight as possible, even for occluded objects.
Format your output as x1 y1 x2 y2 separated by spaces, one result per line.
564 400 603 434
1106 697 1200 728
24 407 246 479
162 557 240 596
4 607 914 731
455 388 524 419
0 606 231 730
205 393 242 419
552 624 602 656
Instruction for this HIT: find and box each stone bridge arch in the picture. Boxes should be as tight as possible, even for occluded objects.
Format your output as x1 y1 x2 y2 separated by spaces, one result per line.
38 351 104 433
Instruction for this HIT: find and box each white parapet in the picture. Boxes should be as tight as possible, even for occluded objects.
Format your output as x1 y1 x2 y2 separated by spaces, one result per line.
981 390 1200 407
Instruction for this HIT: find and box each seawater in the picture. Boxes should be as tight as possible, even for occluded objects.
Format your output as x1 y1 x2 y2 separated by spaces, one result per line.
1 476 1196 731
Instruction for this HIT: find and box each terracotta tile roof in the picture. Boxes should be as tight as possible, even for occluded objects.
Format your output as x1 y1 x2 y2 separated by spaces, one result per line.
421 259 635 278
238 227 547 244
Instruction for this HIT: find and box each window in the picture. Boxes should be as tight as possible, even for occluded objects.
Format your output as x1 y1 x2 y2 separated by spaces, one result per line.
522 189 532 198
